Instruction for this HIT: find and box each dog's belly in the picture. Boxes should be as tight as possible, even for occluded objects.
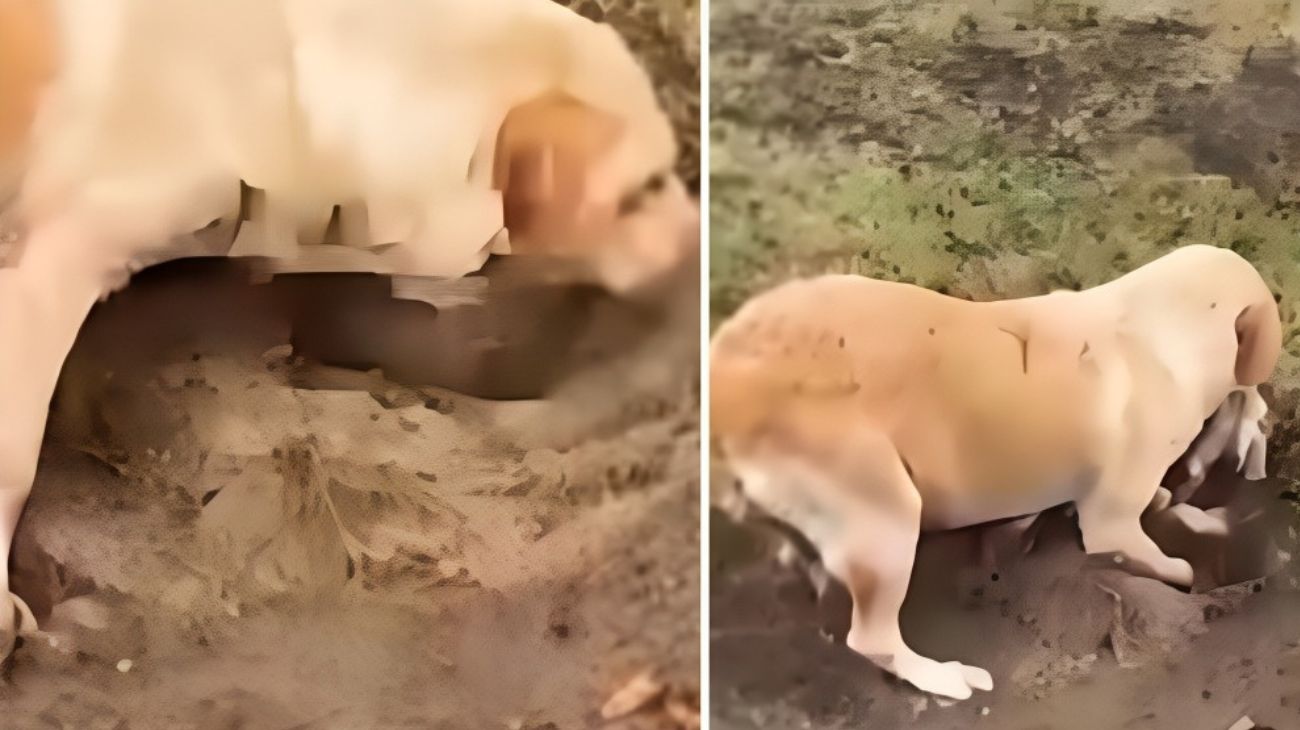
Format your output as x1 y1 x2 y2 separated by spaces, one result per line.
915 466 1095 531
887 318 1102 531
904 387 1098 531
903 416 1099 532
901 413 1100 531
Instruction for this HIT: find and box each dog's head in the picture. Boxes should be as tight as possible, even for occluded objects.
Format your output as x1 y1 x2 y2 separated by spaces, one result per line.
491 25 697 295
1121 245 1282 388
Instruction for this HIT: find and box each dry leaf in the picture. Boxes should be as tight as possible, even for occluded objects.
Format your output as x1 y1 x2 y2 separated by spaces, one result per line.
600 671 666 720
664 692 701 730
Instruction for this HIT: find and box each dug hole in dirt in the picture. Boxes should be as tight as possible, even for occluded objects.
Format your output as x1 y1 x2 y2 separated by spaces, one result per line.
0 248 700 729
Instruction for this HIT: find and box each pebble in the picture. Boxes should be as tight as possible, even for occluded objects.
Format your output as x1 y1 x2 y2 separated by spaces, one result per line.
116 659 133 673
909 696 929 718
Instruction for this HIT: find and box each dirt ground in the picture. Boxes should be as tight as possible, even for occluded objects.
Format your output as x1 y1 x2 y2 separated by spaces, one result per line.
710 0 1300 728
0 2 702 729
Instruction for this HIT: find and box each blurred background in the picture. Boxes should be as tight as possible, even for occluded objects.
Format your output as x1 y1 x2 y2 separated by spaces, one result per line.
710 1 1300 728
0 1 701 728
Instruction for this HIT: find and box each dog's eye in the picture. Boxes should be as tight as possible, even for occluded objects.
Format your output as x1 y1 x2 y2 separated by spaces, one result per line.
618 190 644 217
617 172 669 218
644 172 666 194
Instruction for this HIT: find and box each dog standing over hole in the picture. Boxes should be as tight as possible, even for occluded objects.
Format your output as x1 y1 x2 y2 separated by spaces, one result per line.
710 245 1282 699
0 0 698 659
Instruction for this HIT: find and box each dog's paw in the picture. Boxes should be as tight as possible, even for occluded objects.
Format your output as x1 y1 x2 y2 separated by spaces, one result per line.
958 663 994 692
0 591 37 658
1167 504 1230 537
1155 556 1195 588
1149 487 1174 512
893 655 992 700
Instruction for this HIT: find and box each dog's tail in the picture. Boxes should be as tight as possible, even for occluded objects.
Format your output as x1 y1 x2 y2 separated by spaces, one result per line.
710 341 861 455
709 350 785 452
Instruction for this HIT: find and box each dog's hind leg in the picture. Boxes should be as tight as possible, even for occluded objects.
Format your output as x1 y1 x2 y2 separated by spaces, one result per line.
0 218 118 658
738 434 992 700
831 468 992 700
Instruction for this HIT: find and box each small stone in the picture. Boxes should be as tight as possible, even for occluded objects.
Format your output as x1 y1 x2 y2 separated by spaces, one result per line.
910 696 929 718
260 344 293 365
116 659 133 673
1227 716 1255 730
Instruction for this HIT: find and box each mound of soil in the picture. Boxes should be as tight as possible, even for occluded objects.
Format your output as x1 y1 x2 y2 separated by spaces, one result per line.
4 254 700 729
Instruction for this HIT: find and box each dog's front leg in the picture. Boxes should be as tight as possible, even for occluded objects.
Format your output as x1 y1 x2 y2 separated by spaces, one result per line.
0 218 116 657
1174 387 1269 502
1234 386 1268 481
1076 460 1194 587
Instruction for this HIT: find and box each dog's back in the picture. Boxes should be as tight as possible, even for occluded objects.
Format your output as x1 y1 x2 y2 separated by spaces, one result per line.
710 276 929 447
711 275 1104 528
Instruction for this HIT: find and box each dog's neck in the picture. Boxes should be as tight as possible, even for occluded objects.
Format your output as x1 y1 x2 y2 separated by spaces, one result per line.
1102 251 1256 419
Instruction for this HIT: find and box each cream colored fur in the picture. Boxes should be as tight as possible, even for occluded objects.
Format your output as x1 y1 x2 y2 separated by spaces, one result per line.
0 0 696 659
1173 386 1269 502
710 245 1282 699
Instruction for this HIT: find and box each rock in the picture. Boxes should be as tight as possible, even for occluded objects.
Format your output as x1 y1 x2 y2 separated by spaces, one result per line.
867 21 903 43
815 34 850 59
50 596 112 632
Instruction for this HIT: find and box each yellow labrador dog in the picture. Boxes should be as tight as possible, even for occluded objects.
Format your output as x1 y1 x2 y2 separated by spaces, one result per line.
710 245 1281 700
0 0 696 657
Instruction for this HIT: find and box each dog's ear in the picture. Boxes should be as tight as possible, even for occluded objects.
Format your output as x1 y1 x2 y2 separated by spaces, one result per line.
1234 295 1283 386
492 92 624 255
0 0 57 162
